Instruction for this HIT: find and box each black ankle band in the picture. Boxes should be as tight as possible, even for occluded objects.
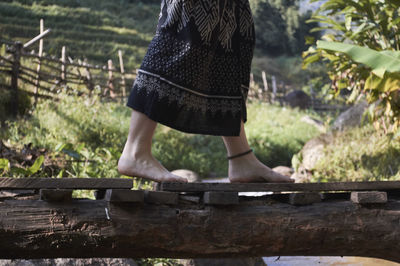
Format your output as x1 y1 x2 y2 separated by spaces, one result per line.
227 149 253 160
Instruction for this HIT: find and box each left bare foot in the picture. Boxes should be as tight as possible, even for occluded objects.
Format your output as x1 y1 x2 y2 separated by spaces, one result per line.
228 152 294 183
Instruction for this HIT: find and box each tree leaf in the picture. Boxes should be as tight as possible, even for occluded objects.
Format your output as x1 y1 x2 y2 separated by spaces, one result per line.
28 155 44 175
0 158 10 172
345 14 352 31
317 41 400 78
303 54 321 67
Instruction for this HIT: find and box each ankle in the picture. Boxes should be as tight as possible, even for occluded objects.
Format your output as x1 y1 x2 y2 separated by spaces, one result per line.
228 152 259 167
227 148 253 160
121 146 152 160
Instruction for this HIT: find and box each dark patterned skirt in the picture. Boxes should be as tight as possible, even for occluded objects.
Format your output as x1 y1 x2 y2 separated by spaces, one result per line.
127 0 256 136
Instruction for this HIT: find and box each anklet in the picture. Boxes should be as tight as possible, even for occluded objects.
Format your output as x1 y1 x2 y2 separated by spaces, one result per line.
227 149 253 160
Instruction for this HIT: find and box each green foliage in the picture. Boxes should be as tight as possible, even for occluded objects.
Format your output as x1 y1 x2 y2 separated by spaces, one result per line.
152 129 227 177
250 0 320 56
312 124 400 182
4 92 130 178
2 93 320 180
303 0 400 133
0 0 320 66
251 54 331 98
1 155 45 177
246 102 321 166
28 155 45 175
0 89 32 122
0 0 160 69
315 41 400 132
0 158 10 175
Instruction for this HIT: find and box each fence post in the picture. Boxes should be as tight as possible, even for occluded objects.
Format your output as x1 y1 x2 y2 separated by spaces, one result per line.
83 59 93 93
107 59 115 98
34 19 44 106
10 41 22 116
250 73 254 87
261 71 269 92
118 50 126 101
271 75 277 103
260 71 268 100
61 46 66 82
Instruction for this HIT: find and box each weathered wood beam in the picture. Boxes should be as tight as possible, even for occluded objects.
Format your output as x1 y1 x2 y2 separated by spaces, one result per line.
0 196 400 262
159 181 400 192
0 178 132 190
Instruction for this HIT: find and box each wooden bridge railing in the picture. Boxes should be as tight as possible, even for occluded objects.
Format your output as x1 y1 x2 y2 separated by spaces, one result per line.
0 178 399 262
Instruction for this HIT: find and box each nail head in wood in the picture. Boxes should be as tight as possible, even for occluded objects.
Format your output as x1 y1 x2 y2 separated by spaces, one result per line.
289 192 321 206
144 191 178 205
105 189 144 203
203 192 239 205
351 191 387 204
40 189 72 202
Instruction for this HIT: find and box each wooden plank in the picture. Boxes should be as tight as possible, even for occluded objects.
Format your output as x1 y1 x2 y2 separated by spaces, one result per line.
321 192 350 201
351 191 387 204
105 189 144 203
0 178 132 190
160 181 400 193
179 195 201 204
289 192 321 206
0 190 37 199
40 189 72 202
144 191 178 205
203 192 239 205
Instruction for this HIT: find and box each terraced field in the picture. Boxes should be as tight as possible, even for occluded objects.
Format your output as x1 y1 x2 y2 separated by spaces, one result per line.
0 0 161 69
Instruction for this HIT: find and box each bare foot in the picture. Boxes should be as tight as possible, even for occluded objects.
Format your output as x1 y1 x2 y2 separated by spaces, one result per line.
228 153 294 183
118 154 188 183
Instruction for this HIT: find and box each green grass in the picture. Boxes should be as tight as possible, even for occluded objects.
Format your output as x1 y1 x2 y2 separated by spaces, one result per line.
246 102 322 167
0 0 160 69
1 93 322 181
311 125 400 182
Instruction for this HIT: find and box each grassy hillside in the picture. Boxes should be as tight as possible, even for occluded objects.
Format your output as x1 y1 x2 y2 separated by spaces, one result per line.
0 0 330 92
0 0 160 69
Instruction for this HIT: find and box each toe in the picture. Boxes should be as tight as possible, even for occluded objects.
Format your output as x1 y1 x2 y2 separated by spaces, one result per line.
175 177 188 183
169 175 188 183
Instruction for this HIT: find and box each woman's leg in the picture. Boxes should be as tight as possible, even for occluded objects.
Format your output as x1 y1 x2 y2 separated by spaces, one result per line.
222 121 294 183
118 110 188 182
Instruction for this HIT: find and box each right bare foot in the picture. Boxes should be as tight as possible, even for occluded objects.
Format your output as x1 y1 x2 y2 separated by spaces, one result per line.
228 152 294 183
118 154 188 183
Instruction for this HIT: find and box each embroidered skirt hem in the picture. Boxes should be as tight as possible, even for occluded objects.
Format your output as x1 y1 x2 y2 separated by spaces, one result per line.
127 0 255 136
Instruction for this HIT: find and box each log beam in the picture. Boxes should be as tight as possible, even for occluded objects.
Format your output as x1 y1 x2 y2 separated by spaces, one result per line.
159 181 400 192
1 195 400 262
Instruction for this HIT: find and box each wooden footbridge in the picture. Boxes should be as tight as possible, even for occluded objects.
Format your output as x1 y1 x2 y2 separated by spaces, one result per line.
1 177 400 262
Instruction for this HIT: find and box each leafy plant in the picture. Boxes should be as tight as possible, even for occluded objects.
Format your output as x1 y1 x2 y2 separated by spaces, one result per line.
3 93 322 179
318 41 400 132
0 158 10 176
303 0 400 134
1 155 44 177
311 124 400 182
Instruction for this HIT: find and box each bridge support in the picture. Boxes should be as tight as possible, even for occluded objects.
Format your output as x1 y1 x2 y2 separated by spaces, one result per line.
0 193 400 262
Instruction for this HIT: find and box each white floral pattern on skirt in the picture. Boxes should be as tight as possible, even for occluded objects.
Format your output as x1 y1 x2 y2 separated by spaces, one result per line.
127 0 255 136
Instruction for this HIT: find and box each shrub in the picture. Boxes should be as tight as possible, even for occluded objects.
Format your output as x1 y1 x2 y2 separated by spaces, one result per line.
312 124 400 182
